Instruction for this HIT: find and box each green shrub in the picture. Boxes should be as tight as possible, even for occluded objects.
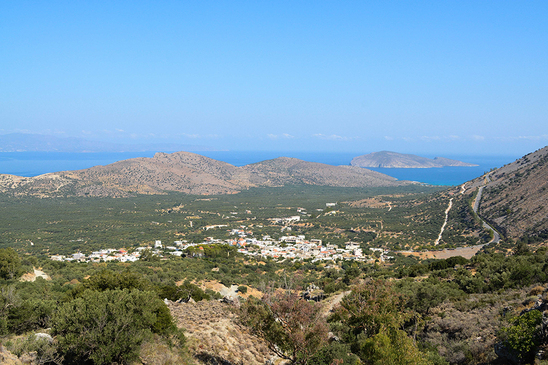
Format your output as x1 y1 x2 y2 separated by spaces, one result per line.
0 248 21 280
498 310 542 361
52 289 179 365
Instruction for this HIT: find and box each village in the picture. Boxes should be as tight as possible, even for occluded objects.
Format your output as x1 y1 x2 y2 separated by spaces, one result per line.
50 221 394 264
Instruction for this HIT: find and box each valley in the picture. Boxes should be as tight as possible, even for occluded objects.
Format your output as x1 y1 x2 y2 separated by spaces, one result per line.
1 147 548 365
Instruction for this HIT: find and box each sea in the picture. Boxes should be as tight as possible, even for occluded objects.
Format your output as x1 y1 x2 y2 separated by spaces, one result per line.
0 151 520 186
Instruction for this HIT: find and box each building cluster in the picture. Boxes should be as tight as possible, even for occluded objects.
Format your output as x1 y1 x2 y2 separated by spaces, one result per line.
51 234 392 264
50 205 393 264
235 238 394 262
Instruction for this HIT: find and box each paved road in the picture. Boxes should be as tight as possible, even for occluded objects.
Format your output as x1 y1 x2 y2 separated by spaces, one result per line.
473 186 483 213
473 175 500 244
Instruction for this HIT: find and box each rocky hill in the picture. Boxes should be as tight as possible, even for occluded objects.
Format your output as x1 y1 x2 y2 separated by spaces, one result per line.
476 146 548 240
351 151 478 168
0 151 409 198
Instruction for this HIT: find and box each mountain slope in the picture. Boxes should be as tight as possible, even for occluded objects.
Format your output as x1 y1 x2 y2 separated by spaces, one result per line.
242 157 401 187
0 151 409 197
351 151 478 168
476 146 548 240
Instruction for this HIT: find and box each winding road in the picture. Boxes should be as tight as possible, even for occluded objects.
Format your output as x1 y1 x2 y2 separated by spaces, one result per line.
472 176 500 244
473 185 500 243
434 178 500 246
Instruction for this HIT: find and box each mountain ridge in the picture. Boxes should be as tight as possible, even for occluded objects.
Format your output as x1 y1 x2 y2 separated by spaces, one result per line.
0 151 410 197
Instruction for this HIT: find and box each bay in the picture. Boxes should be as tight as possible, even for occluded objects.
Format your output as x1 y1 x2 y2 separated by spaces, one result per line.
0 151 520 186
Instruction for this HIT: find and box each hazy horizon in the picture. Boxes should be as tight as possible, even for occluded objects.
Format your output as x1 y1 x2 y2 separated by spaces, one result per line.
2 2 547 156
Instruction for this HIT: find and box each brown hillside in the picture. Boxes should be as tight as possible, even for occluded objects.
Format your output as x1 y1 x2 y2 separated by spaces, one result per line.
0 152 410 198
242 157 403 187
478 146 548 239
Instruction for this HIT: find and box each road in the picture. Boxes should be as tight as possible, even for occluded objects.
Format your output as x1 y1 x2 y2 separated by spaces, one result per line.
434 198 453 245
435 179 500 246
473 174 500 244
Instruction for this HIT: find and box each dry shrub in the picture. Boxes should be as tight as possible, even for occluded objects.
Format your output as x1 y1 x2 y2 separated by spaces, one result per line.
529 285 545 296
139 335 193 365
423 291 524 364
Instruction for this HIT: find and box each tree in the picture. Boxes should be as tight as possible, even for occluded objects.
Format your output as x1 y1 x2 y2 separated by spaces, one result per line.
63 269 152 301
139 249 160 262
361 326 433 365
331 279 433 365
240 290 329 365
52 289 179 365
0 286 20 335
498 310 542 362
0 247 21 280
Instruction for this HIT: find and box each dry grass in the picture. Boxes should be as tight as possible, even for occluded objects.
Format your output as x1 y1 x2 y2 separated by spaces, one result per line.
169 300 275 365
137 336 194 365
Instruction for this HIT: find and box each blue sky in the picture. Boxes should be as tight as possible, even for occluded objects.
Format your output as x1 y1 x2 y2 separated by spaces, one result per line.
1 1 547 155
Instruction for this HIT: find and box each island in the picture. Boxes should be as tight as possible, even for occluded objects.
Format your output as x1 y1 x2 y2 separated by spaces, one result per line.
350 151 478 168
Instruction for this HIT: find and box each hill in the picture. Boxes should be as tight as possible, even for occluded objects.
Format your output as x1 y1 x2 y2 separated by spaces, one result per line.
351 151 478 168
0 151 410 197
474 146 548 240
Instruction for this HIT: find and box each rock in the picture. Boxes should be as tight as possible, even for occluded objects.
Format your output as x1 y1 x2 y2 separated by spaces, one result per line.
33 333 53 342
302 284 325 302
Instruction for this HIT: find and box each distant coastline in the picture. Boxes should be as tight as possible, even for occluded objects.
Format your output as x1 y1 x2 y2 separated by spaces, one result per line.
0 151 518 186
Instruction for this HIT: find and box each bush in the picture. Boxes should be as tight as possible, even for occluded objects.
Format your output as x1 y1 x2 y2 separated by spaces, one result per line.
240 291 328 365
498 310 543 362
52 289 180 365
7 333 63 365
0 248 21 280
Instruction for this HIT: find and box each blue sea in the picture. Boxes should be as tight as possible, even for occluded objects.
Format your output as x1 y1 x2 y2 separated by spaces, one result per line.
0 151 519 186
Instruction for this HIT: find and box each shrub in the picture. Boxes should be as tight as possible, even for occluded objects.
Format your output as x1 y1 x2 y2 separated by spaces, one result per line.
498 310 542 362
240 290 328 365
528 285 545 296
0 248 21 280
52 289 179 365
7 333 63 365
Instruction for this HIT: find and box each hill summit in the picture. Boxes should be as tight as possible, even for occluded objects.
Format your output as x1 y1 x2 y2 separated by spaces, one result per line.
351 151 478 168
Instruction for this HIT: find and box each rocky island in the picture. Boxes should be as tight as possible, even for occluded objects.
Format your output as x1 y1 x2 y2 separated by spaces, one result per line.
351 151 478 168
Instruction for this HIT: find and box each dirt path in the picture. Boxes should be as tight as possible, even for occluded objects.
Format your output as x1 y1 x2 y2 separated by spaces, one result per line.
321 290 351 317
434 198 453 245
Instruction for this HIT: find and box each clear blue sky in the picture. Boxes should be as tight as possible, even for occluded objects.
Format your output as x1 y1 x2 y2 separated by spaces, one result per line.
1 1 547 155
